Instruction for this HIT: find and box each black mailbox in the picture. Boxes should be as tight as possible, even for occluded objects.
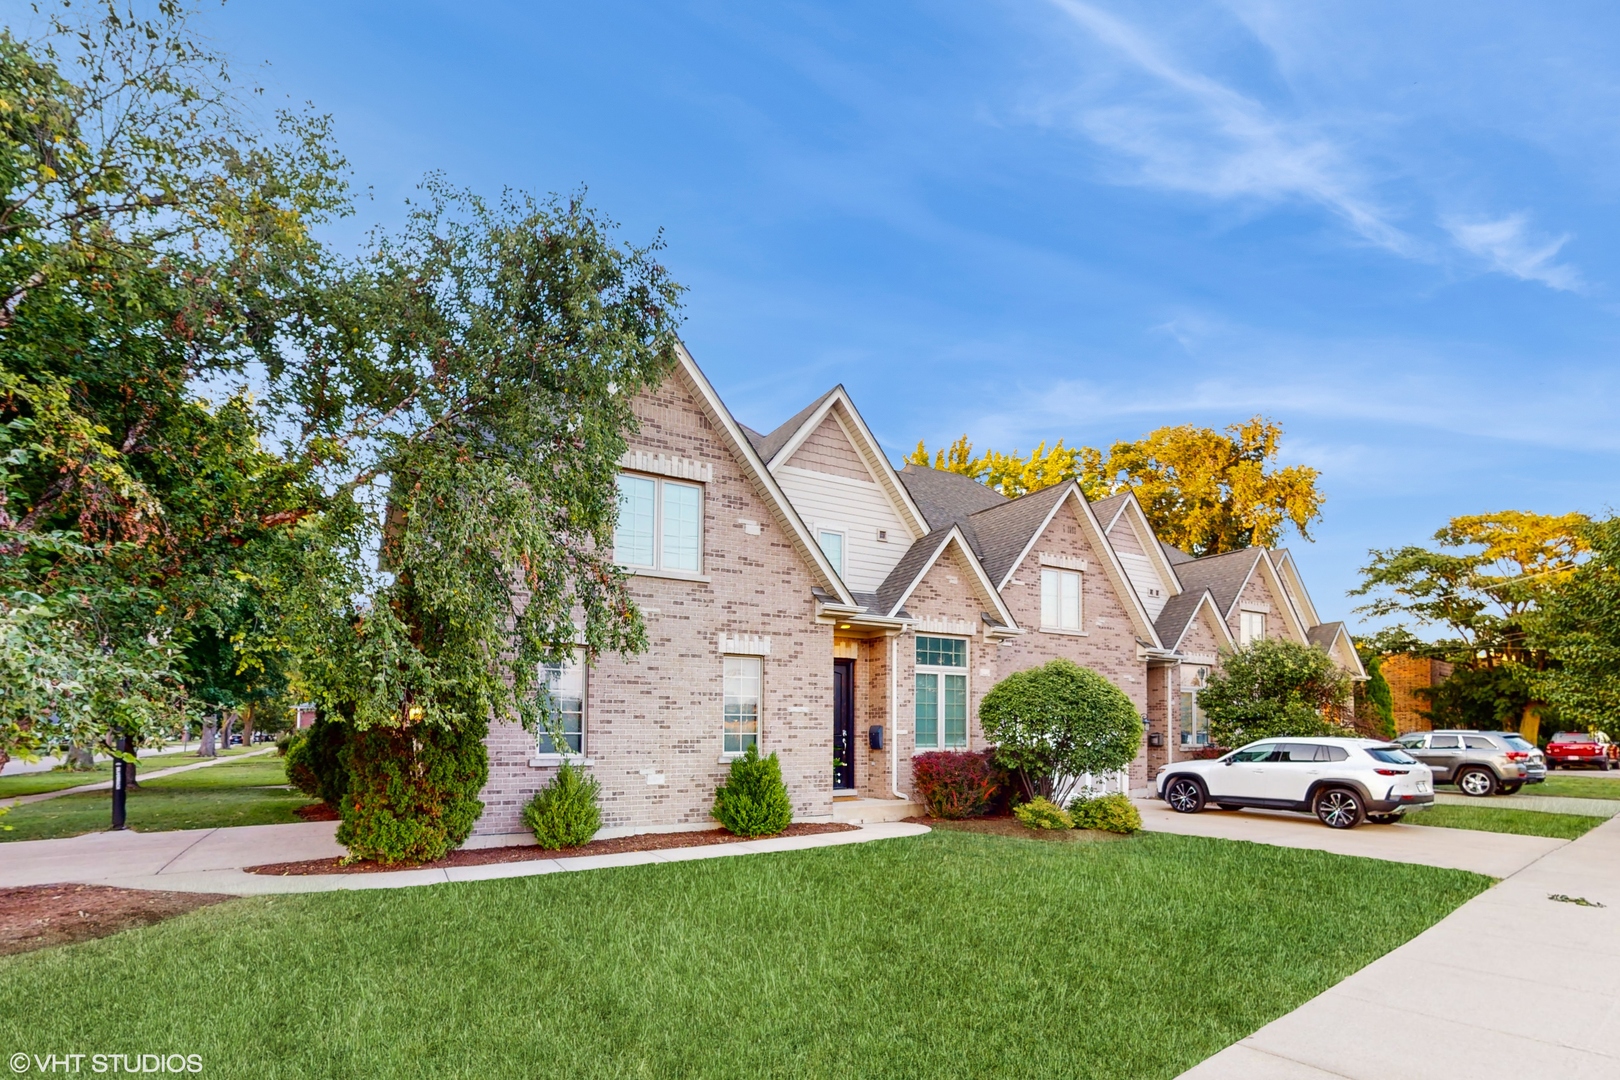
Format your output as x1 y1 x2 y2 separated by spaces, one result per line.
868 725 884 750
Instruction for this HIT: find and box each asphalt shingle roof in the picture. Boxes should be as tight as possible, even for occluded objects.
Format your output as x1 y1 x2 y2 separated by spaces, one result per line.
746 388 839 465
1088 491 1131 529
897 465 1009 533
1171 547 1264 618
874 528 956 617
1159 540 1196 565
1307 621 1345 651
1154 587 1216 650
966 483 1072 585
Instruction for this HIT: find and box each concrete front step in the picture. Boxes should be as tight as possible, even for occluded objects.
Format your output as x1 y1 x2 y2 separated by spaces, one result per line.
832 797 921 824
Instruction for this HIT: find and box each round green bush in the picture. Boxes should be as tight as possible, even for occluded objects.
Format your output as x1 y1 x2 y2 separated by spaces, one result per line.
1070 792 1142 834
337 720 488 865
283 716 350 807
979 659 1143 803
711 745 793 838
1013 796 1073 831
522 761 602 849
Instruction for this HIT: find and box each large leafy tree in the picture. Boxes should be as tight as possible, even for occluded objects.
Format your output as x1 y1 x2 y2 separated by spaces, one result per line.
1198 638 1352 747
905 417 1323 555
1530 517 1620 738
1352 511 1588 734
0 3 334 772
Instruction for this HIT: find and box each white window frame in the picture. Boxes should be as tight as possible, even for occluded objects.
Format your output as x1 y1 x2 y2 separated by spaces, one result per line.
913 635 970 752
1240 609 1267 646
533 650 586 762
817 527 847 579
614 472 705 576
722 655 763 759
1040 568 1083 633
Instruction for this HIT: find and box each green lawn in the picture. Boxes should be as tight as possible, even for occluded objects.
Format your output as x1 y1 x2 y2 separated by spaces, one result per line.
0 747 267 798
0 754 312 842
1532 774 1620 800
0 830 1488 1079
1404 803 1602 839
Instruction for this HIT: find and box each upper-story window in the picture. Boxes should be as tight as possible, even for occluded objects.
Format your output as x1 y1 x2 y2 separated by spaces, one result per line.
1040 568 1082 631
1239 610 1267 645
817 529 846 578
915 635 968 751
615 473 702 573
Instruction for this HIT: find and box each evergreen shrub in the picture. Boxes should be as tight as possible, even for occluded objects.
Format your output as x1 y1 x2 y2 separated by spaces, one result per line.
337 721 488 864
1070 792 1142 834
283 716 350 807
911 749 1003 819
1013 796 1073 831
522 761 602 849
979 659 1143 804
711 745 793 837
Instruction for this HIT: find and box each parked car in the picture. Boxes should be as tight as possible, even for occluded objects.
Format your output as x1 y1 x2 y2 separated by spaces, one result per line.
1497 733 1548 784
1394 730 1536 796
1545 730 1617 771
1156 737 1434 829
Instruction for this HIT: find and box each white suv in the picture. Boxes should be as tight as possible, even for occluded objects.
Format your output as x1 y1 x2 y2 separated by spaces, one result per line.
1156 737 1435 829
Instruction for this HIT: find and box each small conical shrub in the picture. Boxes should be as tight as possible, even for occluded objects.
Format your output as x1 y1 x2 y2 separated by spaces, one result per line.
711 745 793 837
522 761 603 849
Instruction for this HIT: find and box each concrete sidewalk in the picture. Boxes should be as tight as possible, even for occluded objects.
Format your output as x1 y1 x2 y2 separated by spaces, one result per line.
1134 798 1565 877
1180 813 1620 1080
0 819 932 894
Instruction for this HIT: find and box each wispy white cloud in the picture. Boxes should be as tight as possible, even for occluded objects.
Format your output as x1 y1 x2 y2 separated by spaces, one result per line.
1045 0 1418 255
1443 213 1582 292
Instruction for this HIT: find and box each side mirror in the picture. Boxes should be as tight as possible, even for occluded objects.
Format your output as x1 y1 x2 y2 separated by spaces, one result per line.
1223 758 1236 766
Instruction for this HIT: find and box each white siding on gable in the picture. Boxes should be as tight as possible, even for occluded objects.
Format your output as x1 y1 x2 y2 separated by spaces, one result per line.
1107 517 1171 619
775 465 912 591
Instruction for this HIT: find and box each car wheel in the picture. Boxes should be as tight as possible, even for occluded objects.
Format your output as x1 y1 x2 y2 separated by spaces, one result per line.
1366 812 1403 824
1500 782 1523 795
1457 767 1498 797
1314 787 1366 829
1165 776 1206 814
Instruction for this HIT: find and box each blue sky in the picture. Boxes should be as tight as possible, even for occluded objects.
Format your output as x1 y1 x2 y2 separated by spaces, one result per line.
41 1 1620 626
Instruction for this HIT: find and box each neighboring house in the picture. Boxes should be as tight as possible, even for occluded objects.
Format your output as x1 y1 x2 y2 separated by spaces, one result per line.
1378 654 1454 735
472 352 1367 841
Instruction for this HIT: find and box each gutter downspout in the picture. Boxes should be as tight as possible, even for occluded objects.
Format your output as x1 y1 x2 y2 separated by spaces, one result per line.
890 632 905 801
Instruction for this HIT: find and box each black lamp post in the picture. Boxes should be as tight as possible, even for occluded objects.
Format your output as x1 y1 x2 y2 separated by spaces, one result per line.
110 731 131 830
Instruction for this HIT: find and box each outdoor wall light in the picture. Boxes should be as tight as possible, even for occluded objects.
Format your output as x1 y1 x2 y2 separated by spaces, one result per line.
869 725 884 750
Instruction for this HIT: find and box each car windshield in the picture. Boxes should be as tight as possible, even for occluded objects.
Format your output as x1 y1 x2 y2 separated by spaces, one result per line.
1365 747 1419 765
1553 732 1594 743
1501 735 1535 751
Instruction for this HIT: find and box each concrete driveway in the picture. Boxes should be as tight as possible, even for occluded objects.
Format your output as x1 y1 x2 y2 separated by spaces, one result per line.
1179 813 1620 1080
1134 798 1566 877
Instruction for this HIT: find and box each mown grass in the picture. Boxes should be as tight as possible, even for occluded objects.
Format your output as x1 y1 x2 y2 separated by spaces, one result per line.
1404 802 1602 839
0 754 311 842
1532 774 1620 800
0 747 266 798
0 829 1488 1079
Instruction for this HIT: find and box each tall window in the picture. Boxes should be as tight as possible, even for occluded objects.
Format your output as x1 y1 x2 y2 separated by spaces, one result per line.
1041 568 1082 631
1240 610 1267 645
817 529 845 578
1179 690 1208 747
915 635 968 750
538 653 585 755
723 656 762 755
614 474 702 573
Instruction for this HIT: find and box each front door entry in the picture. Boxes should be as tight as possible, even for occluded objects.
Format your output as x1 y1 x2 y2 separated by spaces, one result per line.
833 658 855 790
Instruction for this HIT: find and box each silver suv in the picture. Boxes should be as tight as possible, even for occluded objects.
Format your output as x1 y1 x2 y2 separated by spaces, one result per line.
1394 730 1542 796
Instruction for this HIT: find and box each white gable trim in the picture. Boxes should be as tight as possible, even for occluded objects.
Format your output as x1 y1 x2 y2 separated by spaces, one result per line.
1219 550 1310 645
883 526 1018 629
672 343 856 607
1270 550 1322 630
996 485 1164 648
1167 590 1235 653
1110 492 1183 597
764 387 931 541
1316 623 1368 680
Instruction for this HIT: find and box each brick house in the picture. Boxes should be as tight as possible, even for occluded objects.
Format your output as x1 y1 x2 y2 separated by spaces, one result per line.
1378 654 1454 735
472 349 1366 842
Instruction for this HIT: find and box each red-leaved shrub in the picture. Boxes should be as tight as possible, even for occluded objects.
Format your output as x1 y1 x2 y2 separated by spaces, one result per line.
911 749 1003 819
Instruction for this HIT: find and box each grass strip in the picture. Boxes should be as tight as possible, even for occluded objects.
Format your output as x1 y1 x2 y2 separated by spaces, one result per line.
1404 803 1601 839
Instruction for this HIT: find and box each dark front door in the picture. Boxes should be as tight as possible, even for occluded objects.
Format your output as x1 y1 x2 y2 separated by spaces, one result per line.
833 658 855 790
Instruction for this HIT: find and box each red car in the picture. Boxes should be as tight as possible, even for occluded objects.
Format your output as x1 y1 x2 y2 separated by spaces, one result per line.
1545 731 1618 771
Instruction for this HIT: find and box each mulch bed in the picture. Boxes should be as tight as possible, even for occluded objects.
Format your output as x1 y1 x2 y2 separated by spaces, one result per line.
293 801 341 822
904 815 1130 842
0 884 233 957
246 821 860 876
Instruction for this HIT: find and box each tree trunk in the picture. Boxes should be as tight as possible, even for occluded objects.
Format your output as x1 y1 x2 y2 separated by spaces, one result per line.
220 712 236 752
65 744 96 771
241 703 255 749
199 715 218 758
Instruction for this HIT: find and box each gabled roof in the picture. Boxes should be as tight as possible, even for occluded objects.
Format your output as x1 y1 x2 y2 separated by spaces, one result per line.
1093 489 1183 598
1088 491 1132 529
746 388 838 464
670 344 856 608
967 484 1070 585
764 387 932 540
1308 620 1367 679
1154 588 1234 654
1174 547 1310 644
872 525 1018 629
1160 540 1196 565
897 465 1009 536
1269 548 1321 629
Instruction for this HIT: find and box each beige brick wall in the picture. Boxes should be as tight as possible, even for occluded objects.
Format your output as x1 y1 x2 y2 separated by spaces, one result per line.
476 368 835 837
784 414 868 481
1380 654 1452 735
1229 568 1297 644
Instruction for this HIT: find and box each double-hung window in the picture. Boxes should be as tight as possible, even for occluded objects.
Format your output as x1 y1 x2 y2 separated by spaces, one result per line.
914 635 968 750
537 652 585 755
1239 610 1267 645
1040 568 1082 631
723 656 762 755
614 473 702 573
